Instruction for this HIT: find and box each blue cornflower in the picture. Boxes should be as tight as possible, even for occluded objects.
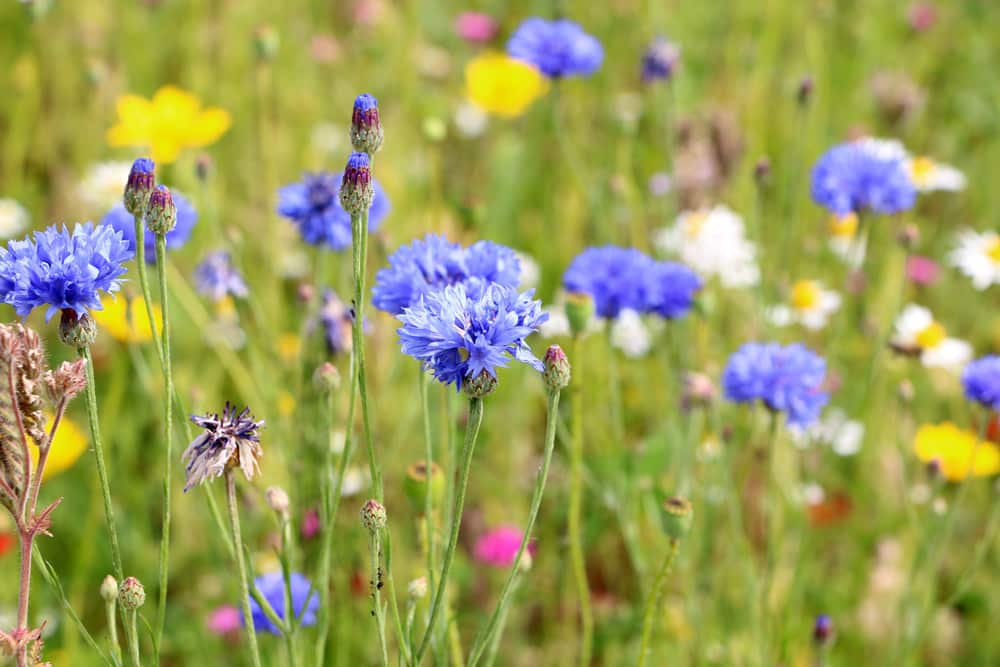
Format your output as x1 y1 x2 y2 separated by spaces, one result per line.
641 37 680 83
0 223 133 321
562 246 655 319
507 18 603 78
646 261 702 319
193 251 249 302
962 355 1000 411
244 571 319 635
277 171 390 250
371 234 523 316
810 142 916 215
397 282 548 391
101 190 197 263
317 288 355 355
722 342 829 427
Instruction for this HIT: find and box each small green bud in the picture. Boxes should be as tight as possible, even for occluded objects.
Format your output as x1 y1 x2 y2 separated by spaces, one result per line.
360 498 387 533
463 371 497 398
564 292 595 338
313 362 341 393
542 345 571 391
403 461 445 513
59 310 97 349
146 185 177 235
100 575 118 603
119 576 146 611
659 496 693 539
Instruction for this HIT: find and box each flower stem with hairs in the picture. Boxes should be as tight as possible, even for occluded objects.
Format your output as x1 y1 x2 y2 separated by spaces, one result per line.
225 470 262 667
351 207 382 501
636 539 681 667
569 336 593 667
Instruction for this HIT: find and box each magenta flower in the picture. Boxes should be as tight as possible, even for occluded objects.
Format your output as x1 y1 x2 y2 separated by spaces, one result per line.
301 508 321 540
207 605 241 637
907 3 937 32
474 525 535 568
455 12 498 44
906 255 940 286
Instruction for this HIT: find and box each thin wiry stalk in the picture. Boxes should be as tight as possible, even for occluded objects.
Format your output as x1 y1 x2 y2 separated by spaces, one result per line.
153 233 174 659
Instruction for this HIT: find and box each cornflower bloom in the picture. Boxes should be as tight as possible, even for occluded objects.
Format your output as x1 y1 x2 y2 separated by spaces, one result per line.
723 342 829 427
193 251 249 302
507 18 603 78
245 572 319 634
641 37 680 83
962 356 1000 411
562 246 654 319
810 140 916 215
101 190 197 263
182 403 264 491
277 171 390 251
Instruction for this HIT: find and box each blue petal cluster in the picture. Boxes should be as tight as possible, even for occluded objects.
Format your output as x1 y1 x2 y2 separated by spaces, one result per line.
722 342 829 427
245 572 319 635
0 223 133 321
397 282 548 390
318 288 355 355
507 18 603 78
641 37 680 83
101 190 197 264
277 171 390 250
810 142 916 215
562 246 701 320
193 251 249 302
372 234 521 316
962 355 1000 411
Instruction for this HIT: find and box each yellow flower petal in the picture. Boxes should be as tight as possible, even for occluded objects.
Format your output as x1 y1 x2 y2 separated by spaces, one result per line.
185 107 232 146
152 85 201 118
30 415 88 481
150 138 183 165
466 53 548 118
92 295 162 343
914 422 1000 481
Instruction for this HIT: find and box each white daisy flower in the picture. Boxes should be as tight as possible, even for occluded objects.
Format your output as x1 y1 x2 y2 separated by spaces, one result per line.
0 198 29 239
77 161 132 213
827 213 866 267
948 229 1000 290
856 137 909 161
653 205 760 288
768 279 841 330
340 467 369 497
454 101 488 138
790 408 864 456
891 304 971 372
610 309 651 358
906 155 965 192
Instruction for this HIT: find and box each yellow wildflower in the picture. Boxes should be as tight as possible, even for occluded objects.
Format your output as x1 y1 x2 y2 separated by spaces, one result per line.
91 295 162 344
465 53 548 118
914 422 1000 481
107 85 231 164
30 415 88 481
277 391 296 418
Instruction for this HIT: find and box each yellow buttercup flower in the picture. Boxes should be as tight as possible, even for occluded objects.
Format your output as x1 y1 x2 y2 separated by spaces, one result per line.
466 53 548 118
914 422 1000 481
91 295 162 344
107 85 231 164
29 415 88 481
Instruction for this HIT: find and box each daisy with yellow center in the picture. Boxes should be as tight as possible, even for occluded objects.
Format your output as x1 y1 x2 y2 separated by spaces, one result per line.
653 205 760 288
465 52 549 118
29 415 88 481
914 422 1000 481
827 213 865 267
891 304 971 372
91 294 162 344
768 279 841 330
906 155 965 192
948 229 1000 291
107 85 232 164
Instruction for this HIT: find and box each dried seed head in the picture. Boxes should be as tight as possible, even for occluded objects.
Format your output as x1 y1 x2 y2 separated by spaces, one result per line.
42 359 88 404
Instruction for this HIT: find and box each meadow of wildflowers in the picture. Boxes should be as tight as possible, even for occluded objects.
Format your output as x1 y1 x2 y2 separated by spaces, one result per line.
1 1 1000 666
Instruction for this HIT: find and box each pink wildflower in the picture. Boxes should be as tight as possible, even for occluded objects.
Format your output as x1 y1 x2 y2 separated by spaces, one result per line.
474 525 535 568
455 12 498 44
906 255 940 286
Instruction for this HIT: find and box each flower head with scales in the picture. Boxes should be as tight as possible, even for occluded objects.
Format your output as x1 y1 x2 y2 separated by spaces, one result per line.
277 171 390 251
182 403 265 491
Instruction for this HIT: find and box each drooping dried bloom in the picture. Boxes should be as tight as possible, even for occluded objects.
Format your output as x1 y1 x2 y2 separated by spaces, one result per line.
182 403 265 491
42 359 88 404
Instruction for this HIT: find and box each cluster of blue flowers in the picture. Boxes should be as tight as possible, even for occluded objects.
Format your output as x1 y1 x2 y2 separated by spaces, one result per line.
562 245 702 320
507 17 603 78
372 234 521 316
0 223 133 321
277 171 390 251
102 190 198 263
194 251 249 303
810 141 916 216
722 342 829 427
397 282 548 390
962 355 1000 411
245 571 319 634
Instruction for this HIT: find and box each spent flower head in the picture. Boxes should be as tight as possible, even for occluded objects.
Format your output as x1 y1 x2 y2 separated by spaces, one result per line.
182 403 264 491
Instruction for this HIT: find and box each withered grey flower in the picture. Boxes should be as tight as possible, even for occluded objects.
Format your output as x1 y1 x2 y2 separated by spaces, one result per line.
182 403 264 491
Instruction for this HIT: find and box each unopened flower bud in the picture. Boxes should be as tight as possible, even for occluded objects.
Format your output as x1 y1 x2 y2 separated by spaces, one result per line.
146 185 178 235
812 614 834 646
565 292 595 338
896 223 920 250
266 486 290 517
542 345 571 392
463 370 497 398
797 75 814 107
659 496 693 539
253 25 280 62
408 577 428 600
754 157 771 186
123 158 155 217
119 576 146 610
100 575 118 603
195 153 214 182
403 461 445 512
351 93 384 154
59 310 97 349
926 457 942 480
339 152 375 216
313 362 341 393
360 499 387 533
683 372 716 409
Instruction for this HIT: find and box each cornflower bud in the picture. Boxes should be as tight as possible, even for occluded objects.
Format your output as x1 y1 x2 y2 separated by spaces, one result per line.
123 158 155 217
339 152 375 217
253 24 280 62
350 93 384 154
266 486 290 518
119 576 146 610
812 614 834 646
360 498 387 533
313 362 341 393
463 370 497 398
146 185 178 236
100 575 118 603
403 461 445 512
564 292 595 338
59 310 97 349
542 345 571 392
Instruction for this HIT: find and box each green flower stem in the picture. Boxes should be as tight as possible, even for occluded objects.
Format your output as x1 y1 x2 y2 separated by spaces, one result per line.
947 495 1000 606
153 233 174 659
351 208 382 501
369 528 389 666
125 610 141 667
569 336 593 667
413 397 485 665
758 412 782 666
382 531 411 665
418 365 436 595
132 215 163 365
225 470 262 667
482 574 520 667
636 538 681 667
468 388 562 666
105 594 120 666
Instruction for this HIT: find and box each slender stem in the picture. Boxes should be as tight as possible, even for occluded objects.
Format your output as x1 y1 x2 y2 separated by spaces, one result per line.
569 336 593 667
468 388 562 666
105 596 120 665
482 575 520 667
26 398 66 521
125 610 141 667
132 215 163 364
15 531 33 667
369 529 389 665
351 208 381 501
153 234 174 658
382 531 411 665
225 471 262 667
418 365 436 593
946 495 1000 605
413 397 485 665
636 539 681 667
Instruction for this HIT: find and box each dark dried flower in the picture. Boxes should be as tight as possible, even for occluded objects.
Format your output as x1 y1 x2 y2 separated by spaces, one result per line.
42 359 88 404
183 403 265 490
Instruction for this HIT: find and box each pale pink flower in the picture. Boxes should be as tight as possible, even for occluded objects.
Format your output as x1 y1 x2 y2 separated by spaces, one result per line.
907 3 937 32
455 12 497 44
474 525 534 568
301 508 321 540
906 255 940 286
207 605 241 637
